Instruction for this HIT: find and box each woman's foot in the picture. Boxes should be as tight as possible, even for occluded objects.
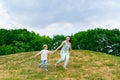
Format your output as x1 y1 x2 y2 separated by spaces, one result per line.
54 64 57 67
63 67 68 70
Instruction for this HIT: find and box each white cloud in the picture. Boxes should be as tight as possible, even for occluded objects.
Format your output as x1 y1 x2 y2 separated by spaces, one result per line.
91 20 120 29
0 2 12 29
0 0 120 37
0 1 34 31
33 22 81 37
31 20 120 38
103 0 120 8
0 1 19 29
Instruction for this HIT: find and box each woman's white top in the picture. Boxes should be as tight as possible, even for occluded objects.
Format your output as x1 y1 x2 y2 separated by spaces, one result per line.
61 41 71 53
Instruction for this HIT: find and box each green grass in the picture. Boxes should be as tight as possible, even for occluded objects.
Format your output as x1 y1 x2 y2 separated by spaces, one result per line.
0 50 120 80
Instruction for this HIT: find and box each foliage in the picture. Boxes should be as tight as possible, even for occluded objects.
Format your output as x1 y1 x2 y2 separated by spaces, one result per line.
72 28 120 56
0 29 51 55
0 28 120 56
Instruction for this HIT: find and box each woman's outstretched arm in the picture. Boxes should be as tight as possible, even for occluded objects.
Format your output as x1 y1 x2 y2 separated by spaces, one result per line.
55 41 65 52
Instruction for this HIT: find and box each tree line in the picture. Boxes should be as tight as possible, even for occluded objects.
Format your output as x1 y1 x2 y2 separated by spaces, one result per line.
0 28 120 56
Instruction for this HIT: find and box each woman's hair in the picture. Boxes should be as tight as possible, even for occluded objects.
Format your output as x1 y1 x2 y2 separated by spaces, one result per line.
66 36 71 43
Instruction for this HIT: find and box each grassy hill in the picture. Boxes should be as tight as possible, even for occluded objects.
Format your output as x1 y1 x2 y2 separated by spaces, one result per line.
0 50 120 80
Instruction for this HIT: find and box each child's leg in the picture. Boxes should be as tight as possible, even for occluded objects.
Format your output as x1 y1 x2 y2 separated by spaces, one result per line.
64 53 69 68
55 53 65 65
43 60 48 71
38 60 44 68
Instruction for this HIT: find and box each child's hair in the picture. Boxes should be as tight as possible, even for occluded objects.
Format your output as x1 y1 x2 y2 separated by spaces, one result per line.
43 44 48 48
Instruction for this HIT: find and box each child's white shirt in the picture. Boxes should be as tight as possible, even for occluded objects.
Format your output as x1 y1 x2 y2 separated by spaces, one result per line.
40 50 49 60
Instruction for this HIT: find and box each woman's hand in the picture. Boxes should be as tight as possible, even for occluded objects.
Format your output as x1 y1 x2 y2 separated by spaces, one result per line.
53 50 56 53
53 50 57 53
49 51 56 54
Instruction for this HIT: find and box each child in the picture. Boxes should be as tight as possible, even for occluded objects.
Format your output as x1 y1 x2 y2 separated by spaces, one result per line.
34 44 53 71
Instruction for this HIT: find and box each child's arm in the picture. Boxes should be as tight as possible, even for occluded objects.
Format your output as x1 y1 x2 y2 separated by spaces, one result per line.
19 52 40 64
34 51 41 58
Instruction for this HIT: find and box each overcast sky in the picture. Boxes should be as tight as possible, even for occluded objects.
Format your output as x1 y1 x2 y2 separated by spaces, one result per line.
0 0 120 37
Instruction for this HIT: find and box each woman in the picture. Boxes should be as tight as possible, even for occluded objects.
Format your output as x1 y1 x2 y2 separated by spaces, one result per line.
54 36 72 69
